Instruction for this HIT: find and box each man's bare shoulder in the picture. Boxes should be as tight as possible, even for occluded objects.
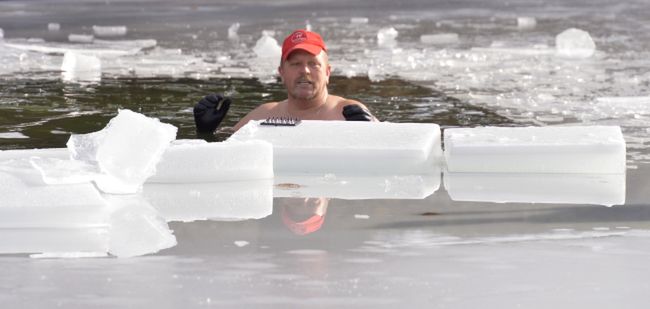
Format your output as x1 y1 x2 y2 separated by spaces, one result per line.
233 101 285 131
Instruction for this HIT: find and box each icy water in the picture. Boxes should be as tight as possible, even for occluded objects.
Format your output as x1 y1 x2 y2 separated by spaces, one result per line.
2 0 650 308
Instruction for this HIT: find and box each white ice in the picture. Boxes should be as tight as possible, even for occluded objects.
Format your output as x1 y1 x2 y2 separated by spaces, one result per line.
517 17 536 30
555 28 596 58
0 28 4 39
228 23 240 40
351 17 369 24
93 25 128 37
420 33 459 45
47 23 60 31
61 51 102 83
377 27 398 48
147 140 274 183
444 126 626 174
91 110 177 193
68 34 94 43
229 120 442 175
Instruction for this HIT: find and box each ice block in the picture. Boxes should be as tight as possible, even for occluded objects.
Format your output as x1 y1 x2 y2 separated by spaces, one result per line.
147 139 273 183
443 126 626 174
229 120 442 175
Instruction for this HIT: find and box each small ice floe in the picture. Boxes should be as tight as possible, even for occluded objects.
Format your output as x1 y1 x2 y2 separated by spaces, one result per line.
228 23 240 40
354 214 370 220
555 28 596 58
93 25 128 37
420 33 459 45
68 34 94 43
0 132 29 139
47 23 60 32
517 17 537 30
61 51 102 83
0 28 4 39
234 240 249 247
377 27 398 48
351 17 369 24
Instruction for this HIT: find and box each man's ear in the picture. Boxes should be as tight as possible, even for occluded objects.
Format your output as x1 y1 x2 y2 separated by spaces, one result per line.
278 65 284 82
325 64 331 85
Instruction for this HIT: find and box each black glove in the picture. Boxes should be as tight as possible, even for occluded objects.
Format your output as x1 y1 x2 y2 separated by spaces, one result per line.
194 93 231 133
342 104 374 121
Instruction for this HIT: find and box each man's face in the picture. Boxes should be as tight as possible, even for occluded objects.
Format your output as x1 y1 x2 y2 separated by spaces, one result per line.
279 50 331 101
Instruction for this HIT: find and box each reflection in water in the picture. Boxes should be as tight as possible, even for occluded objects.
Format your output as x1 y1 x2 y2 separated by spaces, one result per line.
277 197 329 236
444 172 626 206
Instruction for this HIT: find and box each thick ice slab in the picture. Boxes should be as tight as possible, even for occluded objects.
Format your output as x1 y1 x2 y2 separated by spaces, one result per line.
147 140 273 183
444 126 626 174
444 172 625 206
143 180 274 222
229 120 442 175
0 227 109 255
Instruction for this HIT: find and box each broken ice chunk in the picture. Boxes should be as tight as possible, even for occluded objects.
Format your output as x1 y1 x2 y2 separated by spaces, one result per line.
93 25 128 37
420 33 459 45
517 17 536 30
0 28 4 39
253 32 281 60
443 126 626 174
68 34 94 43
228 23 240 40
48 23 61 31
556 28 596 58
377 27 398 48
351 17 369 24
92 109 177 193
61 51 102 83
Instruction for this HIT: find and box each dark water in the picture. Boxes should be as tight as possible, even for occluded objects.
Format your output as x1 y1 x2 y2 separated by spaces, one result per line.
0 76 512 148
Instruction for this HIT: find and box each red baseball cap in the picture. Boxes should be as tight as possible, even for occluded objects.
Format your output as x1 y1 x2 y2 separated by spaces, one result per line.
281 29 327 61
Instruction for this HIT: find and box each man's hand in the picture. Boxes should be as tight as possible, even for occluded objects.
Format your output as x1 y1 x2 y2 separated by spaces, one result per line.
194 93 231 133
342 104 374 121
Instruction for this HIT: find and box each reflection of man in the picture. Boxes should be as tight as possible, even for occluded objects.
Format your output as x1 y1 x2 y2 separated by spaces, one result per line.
194 29 377 134
277 197 329 235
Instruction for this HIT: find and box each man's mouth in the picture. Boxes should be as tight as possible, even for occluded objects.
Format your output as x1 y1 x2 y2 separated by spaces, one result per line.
296 79 312 86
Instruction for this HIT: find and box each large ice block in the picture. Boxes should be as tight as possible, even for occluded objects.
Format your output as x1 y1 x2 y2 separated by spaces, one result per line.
143 180 274 222
444 172 625 206
229 120 442 175
444 126 626 174
147 139 273 183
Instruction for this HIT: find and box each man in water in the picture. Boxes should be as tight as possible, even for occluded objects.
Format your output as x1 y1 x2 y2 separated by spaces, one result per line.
194 29 377 133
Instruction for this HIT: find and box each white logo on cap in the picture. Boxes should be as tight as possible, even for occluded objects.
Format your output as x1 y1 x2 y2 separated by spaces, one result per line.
291 31 307 43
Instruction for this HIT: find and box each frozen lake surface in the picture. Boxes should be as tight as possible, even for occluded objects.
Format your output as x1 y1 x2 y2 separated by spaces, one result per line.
1 0 650 307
